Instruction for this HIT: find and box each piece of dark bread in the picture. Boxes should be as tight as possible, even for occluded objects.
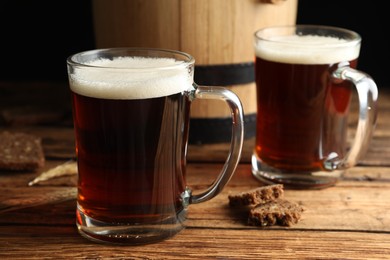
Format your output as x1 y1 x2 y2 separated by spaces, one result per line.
248 199 304 227
228 184 284 206
0 131 45 171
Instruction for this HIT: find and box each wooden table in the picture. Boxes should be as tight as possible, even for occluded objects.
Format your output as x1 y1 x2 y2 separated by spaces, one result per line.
1 82 390 259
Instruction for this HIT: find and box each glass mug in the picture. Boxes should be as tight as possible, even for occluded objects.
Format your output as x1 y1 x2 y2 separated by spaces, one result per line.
252 25 378 189
66 48 244 244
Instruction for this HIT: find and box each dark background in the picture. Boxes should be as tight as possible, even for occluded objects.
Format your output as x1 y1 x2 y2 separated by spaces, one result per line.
0 0 388 87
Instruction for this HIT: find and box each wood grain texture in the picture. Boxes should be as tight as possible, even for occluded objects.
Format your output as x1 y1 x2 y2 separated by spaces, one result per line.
1 163 390 259
91 0 298 122
1 228 389 259
92 0 298 64
0 83 389 259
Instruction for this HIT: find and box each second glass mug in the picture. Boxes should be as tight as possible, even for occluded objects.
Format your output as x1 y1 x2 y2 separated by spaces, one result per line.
252 25 378 189
66 48 244 245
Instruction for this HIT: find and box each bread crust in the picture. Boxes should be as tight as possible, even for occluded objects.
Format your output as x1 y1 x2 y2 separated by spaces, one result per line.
0 131 45 171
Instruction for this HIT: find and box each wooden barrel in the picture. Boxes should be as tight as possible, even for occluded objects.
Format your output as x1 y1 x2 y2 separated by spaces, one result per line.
92 0 298 144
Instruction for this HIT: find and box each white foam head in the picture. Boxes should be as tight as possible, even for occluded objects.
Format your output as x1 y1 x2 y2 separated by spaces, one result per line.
68 57 193 99
255 34 360 64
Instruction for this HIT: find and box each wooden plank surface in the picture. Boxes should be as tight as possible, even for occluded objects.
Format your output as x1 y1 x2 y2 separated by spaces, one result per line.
1 163 390 259
1 228 390 259
0 82 390 259
1 164 390 230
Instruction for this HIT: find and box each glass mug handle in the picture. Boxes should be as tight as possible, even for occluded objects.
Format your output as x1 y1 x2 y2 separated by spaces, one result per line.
324 64 378 170
186 84 244 204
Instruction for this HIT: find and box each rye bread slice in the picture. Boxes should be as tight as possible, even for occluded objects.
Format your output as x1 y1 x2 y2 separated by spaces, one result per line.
0 131 45 171
228 184 284 206
248 199 304 227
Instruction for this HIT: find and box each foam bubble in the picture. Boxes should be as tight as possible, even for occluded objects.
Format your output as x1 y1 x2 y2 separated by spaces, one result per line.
255 34 360 64
69 57 193 99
